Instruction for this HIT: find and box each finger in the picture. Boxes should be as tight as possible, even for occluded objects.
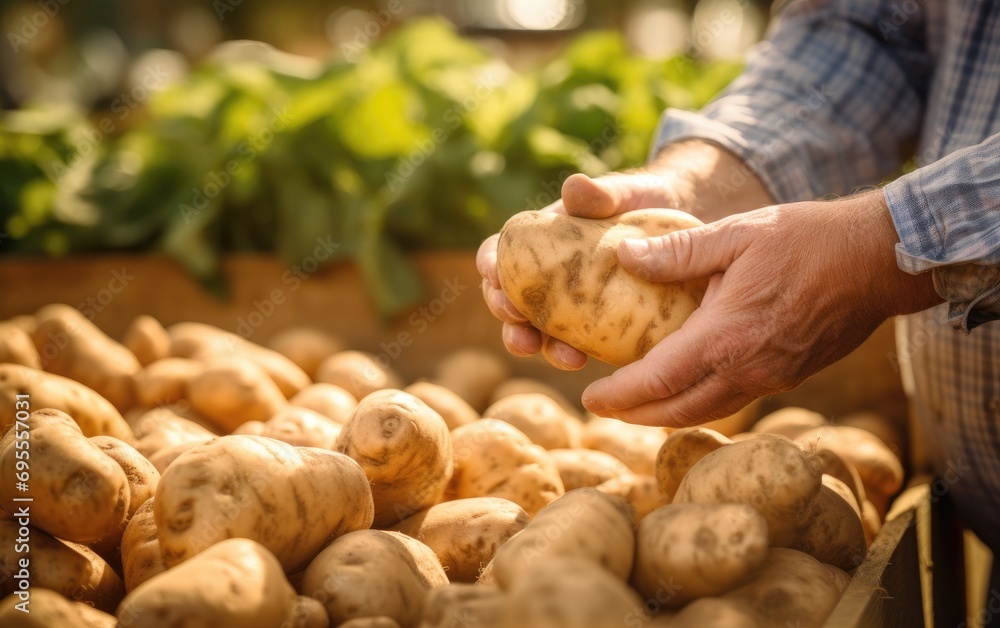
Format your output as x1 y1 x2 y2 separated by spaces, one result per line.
476 234 501 288
484 280 529 324
561 172 680 219
502 323 542 357
602 374 755 428
540 335 588 371
581 311 713 413
618 221 745 283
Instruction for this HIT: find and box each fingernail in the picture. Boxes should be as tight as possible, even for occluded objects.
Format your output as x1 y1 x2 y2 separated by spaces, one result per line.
582 396 607 414
623 238 650 259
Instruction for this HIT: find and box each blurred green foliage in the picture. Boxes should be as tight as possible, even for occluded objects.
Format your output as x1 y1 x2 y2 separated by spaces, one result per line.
0 18 740 315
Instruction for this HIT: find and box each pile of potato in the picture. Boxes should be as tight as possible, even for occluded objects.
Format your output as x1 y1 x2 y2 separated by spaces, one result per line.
0 304 905 627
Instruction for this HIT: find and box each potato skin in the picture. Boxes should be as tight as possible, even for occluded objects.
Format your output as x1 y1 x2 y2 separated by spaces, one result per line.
389 497 529 582
124 315 171 367
633 503 768 604
0 364 133 442
0 409 129 544
255 406 343 449
497 209 708 366
132 357 203 407
316 351 403 400
130 407 215 459
788 482 867 571
432 349 510 411
0 520 125 613
404 381 479 430
675 434 822 547
483 394 579 450
0 322 41 369
0 588 116 627
548 448 629 491
447 419 564 516
154 435 374 572
421 584 507 628
121 499 167 591
117 538 298 628
751 407 827 439
290 383 358 424
490 378 578 418
266 326 342 379
581 417 666 476
301 530 448 628
335 390 452 527
654 427 732 501
185 358 287 432
594 473 666 521
491 488 634 588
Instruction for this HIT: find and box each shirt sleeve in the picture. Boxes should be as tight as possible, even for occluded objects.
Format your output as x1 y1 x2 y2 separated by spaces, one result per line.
651 0 931 203
883 133 1000 332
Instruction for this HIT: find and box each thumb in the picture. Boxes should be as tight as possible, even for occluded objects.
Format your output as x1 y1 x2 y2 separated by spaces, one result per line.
617 223 745 283
561 172 680 219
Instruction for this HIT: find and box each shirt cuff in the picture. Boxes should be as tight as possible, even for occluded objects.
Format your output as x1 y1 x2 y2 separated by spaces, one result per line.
649 108 817 204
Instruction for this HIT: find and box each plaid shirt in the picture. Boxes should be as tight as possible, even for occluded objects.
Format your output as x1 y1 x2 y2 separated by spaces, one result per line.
653 0 1000 549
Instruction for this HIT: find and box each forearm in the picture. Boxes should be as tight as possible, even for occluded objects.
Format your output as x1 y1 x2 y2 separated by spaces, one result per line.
644 139 775 222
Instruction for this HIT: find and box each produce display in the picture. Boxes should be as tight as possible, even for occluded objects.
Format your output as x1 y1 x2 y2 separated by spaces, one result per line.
0 306 907 627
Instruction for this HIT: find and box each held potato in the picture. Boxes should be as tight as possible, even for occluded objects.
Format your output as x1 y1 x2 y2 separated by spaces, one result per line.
404 381 479 430
117 538 298 628
654 427 733 501
123 315 171 367
432 348 510 411
632 503 768 604
185 357 287 432
0 322 41 369
0 520 125 613
301 530 448 628
0 364 133 441
483 394 580 450
388 497 529 583
491 488 634 588
335 390 452 527
121 499 167 591
447 419 564 516
0 409 129 544
266 326 343 378
155 435 374 572
674 434 823 547
548 448 630 491
132 357 204 407
316 351 403 400
0 588 116 627
290 383 358 424
594 473 666 521
31 304 141 412
496 209 709 366
581 416 667 476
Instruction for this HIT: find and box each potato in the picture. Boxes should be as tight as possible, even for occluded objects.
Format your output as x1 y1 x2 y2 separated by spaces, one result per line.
670 598 762 628
432 348 509 411
30 304 141 412
0 364 133 442
186 357 287 432
654 427 732 501
404 381 479 430
339 618 400 628
548 448 629 490
0 520 125 613
301 530 448 628
720 548 848 628
491 488 634 588
421 584 507 628
155 435 374 572
335 390 452 527
123 315 171 367
388 498 529 582
837 410 905 458
130 406 215 459
290 383 358 424
448 419 564 516
594 473 666 521
795 425 904 517
751 406 827 439
117 538 298 628
132 357 203 407
148 438 215 474
0 588 116 627
674 434 822 547
813 448 866 506
861 500 881 545
121 499 166 592
316 351 403 400
3 315 37 335
496 210 708 366
87 436 160 561
490 378 578 418
581 416 666 475
289 596 331 628
267 326 343 378
633 503 768 604
501 557 643 628
253 406 342 449
0 323 40 369
788 482 867 571
168 322 310 397
0 410 129 543
482 394 580 450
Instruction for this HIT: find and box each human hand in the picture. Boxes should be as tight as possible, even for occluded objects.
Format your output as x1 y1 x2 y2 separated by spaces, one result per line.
581 190 941 426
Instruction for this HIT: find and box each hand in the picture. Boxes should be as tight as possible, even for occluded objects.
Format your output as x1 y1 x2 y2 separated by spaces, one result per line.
477 139 775 370
581 190 942 426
